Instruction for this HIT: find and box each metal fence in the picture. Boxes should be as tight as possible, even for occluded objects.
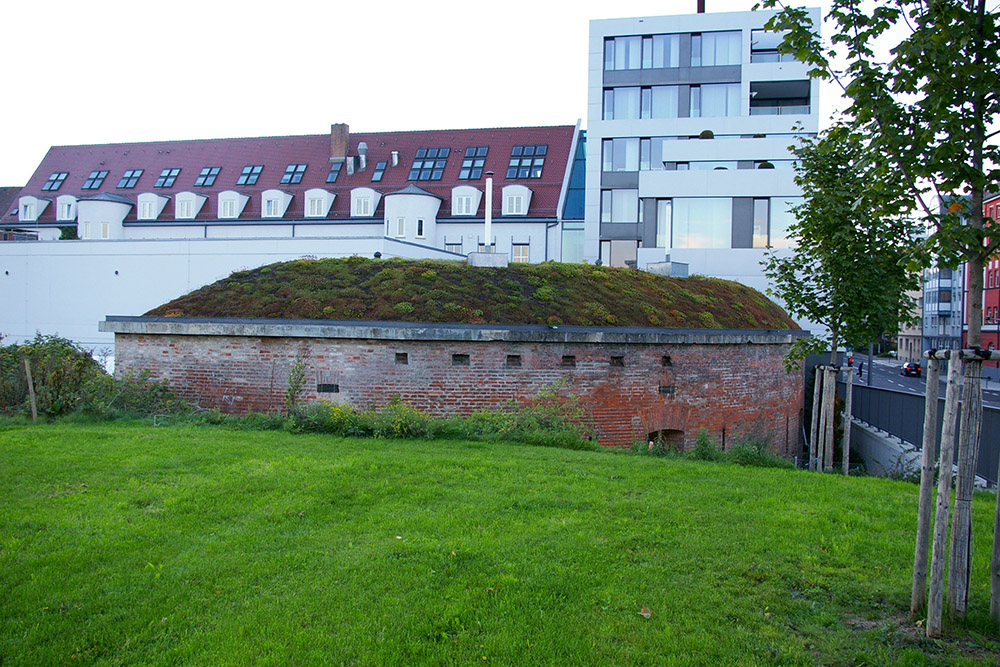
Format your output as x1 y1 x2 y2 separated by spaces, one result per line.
842 382 999 487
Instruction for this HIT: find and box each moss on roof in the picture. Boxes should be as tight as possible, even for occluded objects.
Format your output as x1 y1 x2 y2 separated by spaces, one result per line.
145 257 798 330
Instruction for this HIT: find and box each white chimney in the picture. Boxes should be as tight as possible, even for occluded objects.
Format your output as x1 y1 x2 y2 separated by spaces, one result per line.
390 151 399 167
484 171 493 252
358 142 368 170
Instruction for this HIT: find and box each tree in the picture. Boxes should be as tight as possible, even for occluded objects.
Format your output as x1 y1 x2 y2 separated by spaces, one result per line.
757 0 1000 630
764 124 920 473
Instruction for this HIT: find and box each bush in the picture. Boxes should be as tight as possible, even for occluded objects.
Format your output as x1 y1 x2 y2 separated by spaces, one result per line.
692 428 720 461
724 440 794 469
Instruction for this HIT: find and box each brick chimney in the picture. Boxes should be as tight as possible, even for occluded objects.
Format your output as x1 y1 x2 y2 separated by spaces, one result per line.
330 123 349 163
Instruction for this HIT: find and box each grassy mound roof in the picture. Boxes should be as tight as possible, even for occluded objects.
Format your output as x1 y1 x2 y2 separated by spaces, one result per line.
145 257 798 330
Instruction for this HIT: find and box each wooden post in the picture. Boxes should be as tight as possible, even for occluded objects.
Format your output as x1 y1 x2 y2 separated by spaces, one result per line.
823 367 836 472
810 366 822 472
817 369 829 472
842 368 853 476
911 356 941 617
928 349 962 638
23 358 38 424
992 462 1000 626
948 358 983 621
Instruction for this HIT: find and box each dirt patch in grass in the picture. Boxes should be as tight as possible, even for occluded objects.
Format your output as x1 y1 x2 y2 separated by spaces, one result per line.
844 613 1000 663
145 257 798 330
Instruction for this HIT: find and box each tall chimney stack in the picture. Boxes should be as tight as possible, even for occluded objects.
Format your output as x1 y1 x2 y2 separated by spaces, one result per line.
330 123 349 163
697 0 705 12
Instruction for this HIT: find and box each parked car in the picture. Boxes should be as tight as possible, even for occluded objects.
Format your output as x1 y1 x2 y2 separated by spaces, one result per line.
901 362 922 377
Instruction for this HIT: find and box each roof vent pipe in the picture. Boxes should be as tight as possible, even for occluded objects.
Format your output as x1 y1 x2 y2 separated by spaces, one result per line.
697 0 705 12
357 142 368 170
346 156 355 176
390 151 399 167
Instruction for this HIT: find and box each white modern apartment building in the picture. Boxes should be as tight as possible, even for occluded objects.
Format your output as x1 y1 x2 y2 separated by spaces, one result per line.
585 7 820 311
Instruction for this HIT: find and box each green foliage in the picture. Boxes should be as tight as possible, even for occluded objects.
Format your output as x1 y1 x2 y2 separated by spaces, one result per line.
763 125 921 368
143 257 797 330
0 335 179 419
724 440 795 470
58 226 78 240
283 351 308 416
692 428 720 461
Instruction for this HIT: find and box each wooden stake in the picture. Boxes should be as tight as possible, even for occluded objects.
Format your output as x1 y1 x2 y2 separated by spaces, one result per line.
842 368 853 476
948 359 983 621
928 350 962 638
823 368 836 473
24 358 38 424
911 356 941 617
810 366 822 472
992 461 1000 626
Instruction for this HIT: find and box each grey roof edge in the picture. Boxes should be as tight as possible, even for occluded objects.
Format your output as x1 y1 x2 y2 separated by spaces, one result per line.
100 315 809 345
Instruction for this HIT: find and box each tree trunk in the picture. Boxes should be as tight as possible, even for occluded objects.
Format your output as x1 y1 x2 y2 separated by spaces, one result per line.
928 350 962 638
949 359 983 621
911 356 941 617
842 368 853 476
810 366 822 472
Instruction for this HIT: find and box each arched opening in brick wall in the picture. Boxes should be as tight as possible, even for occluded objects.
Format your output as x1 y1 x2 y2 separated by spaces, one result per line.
647 428 685 453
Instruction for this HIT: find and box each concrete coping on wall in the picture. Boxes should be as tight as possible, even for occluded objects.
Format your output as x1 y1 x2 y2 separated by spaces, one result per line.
100 315 808 346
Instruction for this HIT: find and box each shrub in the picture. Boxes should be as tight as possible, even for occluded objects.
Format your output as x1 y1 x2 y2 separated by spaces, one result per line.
724 440 794 469
692 428 720 461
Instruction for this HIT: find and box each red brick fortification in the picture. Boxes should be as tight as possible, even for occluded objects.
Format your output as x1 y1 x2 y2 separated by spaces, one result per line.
104 318 804 453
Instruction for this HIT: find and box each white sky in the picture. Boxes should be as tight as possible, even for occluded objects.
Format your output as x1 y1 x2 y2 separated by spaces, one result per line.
1 0 843 186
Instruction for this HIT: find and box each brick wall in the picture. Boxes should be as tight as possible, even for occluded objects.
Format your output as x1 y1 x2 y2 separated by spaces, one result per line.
115 329 803 453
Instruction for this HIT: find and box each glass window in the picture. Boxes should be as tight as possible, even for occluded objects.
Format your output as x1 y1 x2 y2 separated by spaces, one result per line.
561 222 585 263
82 170 108 190
116 169 143 189
194 167 220 187
459 146 488 179
672 198 732 248
690 161 738 170
42 172 68 191
445 242 463 254
656 200 672 248
326 163 343 184
698 31 741 66
281 164 307 184
512 244 530 263
220 200 236 218
769 197 802 249
601 189 639 223
154 168 181 188
408 147 449 181
651 34 681 68
371 161 387 182
237 165 263 186
649 86 679 118
602 138 639 172
605 36 642 70
506 145 546 179
752 198 769 248
604 87 640 120
691 83 740 117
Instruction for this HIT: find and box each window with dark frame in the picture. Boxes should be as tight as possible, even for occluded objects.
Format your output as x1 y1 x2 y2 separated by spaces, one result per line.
610 356 625 367
452 353 470 366
281 164 307 184
42 172 69 191
408 147 449 181
395 352 408 365
194 167 221 187
82 170 109 190
561 355 576 367
506 354 522 368
326 162 343 183
371 161 387 182
506 145 547 179
458 146 488 179
116 169 143 189
154 168 181 188
237 165 263 186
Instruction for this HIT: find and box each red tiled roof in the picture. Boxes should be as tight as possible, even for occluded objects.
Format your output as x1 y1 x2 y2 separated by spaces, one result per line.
2 125 577 224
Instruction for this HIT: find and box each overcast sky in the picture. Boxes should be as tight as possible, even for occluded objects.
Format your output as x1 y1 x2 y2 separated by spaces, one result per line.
2 0 845 186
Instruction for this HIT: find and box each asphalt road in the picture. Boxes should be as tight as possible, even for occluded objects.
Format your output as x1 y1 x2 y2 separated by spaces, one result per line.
852 357 1000 410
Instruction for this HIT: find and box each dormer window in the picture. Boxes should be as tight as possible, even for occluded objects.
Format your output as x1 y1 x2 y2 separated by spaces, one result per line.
260 189 292 219
117 169 143 189
408 148 448 181
137 193 169 220
451 185 482 217
194 167 220 187
140 201 156 219
304 189 335 218
154 168 181 188
177 201 193 218
21 203 35 220
82 170 108 190
174 192 207 220
221 200 236 218
502 185 532 216
237 165 263 186
506 145 547 179
217 191 250 220
18 196 49 222
265 198 281 217
355 197 371 216
459 147 488 179
281 164 307 184
42 172 69 191
56 195 78 221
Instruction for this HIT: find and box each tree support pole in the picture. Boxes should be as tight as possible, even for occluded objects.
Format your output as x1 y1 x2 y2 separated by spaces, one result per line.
911 356 941 617
842 367 853 476
810 366 822 471
949 359 983 621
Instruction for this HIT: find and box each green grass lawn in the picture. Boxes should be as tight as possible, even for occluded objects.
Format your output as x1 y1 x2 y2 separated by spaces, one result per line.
1 422 997 665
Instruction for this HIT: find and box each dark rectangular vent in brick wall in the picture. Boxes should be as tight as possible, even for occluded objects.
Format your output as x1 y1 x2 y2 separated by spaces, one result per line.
561 355 576 367
506 354 522 367
395 352 408 364
452 354 470 366
661 355 673 366
610 356 625 367
658 385 675 395
317 383 340 393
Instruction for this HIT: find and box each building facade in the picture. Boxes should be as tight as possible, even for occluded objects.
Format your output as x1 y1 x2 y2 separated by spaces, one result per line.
584 7 820 315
